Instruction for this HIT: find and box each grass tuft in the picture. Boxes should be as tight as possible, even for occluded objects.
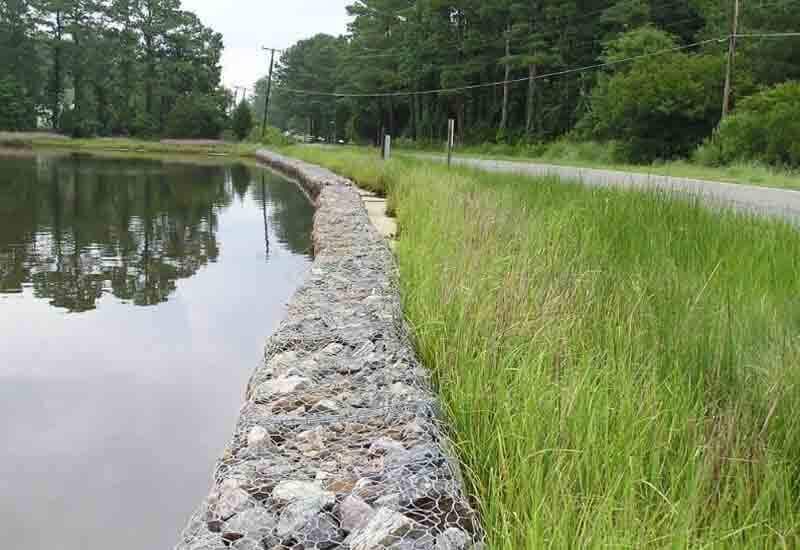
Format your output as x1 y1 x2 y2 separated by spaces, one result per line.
289 147 800 549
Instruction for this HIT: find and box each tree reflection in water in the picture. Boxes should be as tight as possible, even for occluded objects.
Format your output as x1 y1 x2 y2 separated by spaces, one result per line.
0 152 313 313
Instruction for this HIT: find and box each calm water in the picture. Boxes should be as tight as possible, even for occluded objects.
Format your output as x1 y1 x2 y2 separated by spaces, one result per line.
0 151 314 549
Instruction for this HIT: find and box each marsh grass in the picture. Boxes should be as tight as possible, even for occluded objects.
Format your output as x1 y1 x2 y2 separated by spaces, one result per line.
285 147 800 548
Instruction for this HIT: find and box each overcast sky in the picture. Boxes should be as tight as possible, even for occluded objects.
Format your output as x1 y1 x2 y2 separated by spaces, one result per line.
181 0 351 93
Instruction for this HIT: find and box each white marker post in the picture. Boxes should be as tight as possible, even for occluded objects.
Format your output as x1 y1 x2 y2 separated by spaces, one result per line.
447 119 456 168
383 134 391 160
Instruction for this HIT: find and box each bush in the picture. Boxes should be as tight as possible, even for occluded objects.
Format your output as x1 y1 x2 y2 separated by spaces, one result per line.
588 53 725 162
706 81 800 167
247 125 293 146
164 93 226 139
0 77 35 131
60 106 98 138
231 101 254 141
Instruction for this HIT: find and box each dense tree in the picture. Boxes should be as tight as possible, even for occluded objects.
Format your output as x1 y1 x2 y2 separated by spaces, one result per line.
0 0 226 137
260 0 799 160
231 100 254 141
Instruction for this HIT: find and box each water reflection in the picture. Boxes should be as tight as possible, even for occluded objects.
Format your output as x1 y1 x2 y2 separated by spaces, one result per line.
0 153 313 312
0 151 314 550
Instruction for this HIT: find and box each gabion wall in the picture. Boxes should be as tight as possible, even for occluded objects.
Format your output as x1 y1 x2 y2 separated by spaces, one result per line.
174 151 484 550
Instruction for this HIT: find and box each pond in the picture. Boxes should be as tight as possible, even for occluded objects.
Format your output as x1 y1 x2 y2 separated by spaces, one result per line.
0 151 315 549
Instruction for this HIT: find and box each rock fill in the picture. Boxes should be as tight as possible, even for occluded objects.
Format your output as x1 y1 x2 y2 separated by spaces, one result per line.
174 151 483 550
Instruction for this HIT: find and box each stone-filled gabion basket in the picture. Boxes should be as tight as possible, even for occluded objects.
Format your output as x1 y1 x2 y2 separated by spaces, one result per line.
174 151 484 550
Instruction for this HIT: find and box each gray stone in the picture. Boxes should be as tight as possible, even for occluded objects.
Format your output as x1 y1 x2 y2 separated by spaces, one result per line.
373 493 401 509
230 538 263 550
323 343 345 355
276 499 341 547
352 479 382 502
215 480 254 520
348 508 416 550
177 534 227 550
296 426 326 453
312 399 340 413
253 376 310 401
435 528 470 550
223 508 277 541
247 426 272 449
337 494 375 534
369 437 405 456
272 480 335 508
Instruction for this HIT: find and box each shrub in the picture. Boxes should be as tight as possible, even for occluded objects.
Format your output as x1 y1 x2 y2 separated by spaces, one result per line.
248 125 293 146
0 77 35 131
60 106 98 138
231 101 254 141
588 52 724 162
708 81 800 167
164 93 226 139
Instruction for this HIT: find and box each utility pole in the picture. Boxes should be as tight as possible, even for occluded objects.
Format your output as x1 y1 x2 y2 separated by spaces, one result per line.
261 47 279 139
722 0 740 119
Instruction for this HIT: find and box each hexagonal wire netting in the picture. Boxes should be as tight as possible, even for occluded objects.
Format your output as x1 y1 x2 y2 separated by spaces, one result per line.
175 154 484 550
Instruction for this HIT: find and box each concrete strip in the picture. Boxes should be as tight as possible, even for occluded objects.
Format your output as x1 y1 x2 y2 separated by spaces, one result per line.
419 154 800 224
175 150 481 550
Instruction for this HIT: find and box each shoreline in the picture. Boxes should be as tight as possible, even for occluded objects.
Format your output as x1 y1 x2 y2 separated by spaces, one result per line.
174 150 482 549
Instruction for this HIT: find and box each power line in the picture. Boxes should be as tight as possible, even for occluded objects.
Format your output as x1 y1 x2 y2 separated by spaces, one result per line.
734 32 800 37
278 37 725 98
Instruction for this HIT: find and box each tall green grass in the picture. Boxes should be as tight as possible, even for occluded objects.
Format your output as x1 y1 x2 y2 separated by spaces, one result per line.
286 148 800 548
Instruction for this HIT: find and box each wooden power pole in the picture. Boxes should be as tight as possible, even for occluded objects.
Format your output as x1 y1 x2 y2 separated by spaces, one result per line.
722 0 740 119
261 47 279 139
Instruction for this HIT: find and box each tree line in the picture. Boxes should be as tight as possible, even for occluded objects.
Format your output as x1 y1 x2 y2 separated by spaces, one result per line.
0 0 229 138
256 0 800 164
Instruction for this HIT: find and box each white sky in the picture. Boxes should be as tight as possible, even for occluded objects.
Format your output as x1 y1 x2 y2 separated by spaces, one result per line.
181 0 352 93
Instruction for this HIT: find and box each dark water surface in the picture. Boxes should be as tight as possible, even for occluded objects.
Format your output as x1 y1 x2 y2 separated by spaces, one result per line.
0 151 314 549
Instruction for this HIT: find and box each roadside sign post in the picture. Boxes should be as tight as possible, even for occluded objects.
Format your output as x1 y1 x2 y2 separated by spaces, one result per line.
383 134 391 160
447 119 455 168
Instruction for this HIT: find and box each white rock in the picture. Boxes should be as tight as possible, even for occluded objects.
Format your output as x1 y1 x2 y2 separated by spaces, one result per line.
275 498 322 539
247 426 271 448
276 500 341 546
296 426 326 452
323 343 345 355
254 376 310 400
272 480 335 508
369 437 405 456
312 399 340 413
435 528 470 550
267 351 297 369
389 382 413 396
352 479 381 501
215 483 253 520
348 508 416 550
223 508 277 540
337 495 375 533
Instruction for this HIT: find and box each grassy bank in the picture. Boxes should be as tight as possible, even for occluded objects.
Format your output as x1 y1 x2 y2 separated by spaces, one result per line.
6 135 261 158
396 140 800 191
284 146 800 548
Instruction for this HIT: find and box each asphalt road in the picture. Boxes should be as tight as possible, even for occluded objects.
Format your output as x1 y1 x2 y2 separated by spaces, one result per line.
421 155 800 224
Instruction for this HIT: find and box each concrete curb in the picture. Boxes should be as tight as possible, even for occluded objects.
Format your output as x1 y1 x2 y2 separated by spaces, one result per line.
174 150 482 550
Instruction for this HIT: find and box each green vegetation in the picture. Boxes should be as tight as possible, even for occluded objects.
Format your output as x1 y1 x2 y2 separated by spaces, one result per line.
285 147 800 549
0 0 227 138
701 82 800 168
25 136 259 158
585 40 725 162
232 102 255 141
258 1 799 169
400 140 800 191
